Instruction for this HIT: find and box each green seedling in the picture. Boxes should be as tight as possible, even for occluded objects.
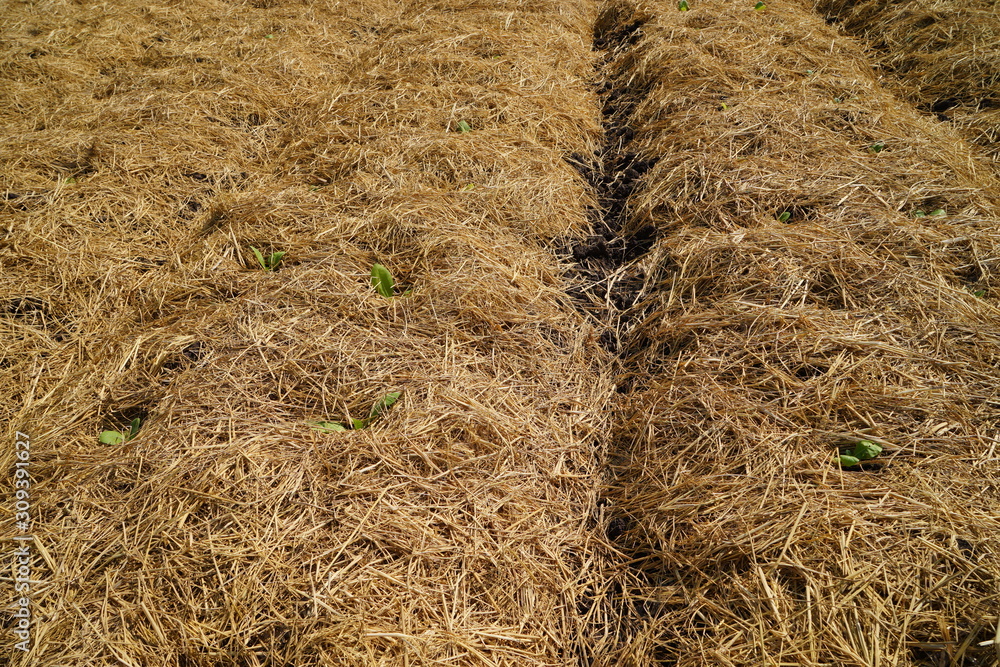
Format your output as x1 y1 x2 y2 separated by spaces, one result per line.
973 289 986 298
100 417 141 445
754 1 766 9
250 246 285 271
929 208 946 216
461 183 476 191
868 141 886 154
367 391 400 421
371 263 395 298
912 210 926 217
678 0 689 9
805 70 814 75
370 264 412 298
311 391 401 433
719 102 728 110
833 97 842 104
456 120 472 133
778 211 791 223
837 439 883 468
265 34 274 39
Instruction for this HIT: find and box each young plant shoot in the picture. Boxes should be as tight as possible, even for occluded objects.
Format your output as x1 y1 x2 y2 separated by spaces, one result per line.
100 417 142 445
371 264 395 298
250 246 285 271
312 392 401 432
838 440 883 468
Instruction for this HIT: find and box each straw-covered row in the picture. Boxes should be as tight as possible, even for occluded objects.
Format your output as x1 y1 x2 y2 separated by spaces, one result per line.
813 0 1000 161
0 0 617 664
592 1 1000 665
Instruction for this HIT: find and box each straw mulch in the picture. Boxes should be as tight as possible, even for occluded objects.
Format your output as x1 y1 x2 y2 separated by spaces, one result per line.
813 0 1000 161
7 0 1000 664
591 1 1000 665
0 1 620 665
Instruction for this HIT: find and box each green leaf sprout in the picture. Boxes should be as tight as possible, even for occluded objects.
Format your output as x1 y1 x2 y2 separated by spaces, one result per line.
852 440 882 460
311 391 402 433
837 439 883 468
371 263 395 298
100 417 142 445
250 246 285 271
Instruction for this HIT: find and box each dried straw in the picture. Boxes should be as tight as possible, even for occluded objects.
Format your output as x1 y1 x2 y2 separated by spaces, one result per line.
6 0 1000 665
0 1 618 665
593 0 1000 665
814 0 1000 160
